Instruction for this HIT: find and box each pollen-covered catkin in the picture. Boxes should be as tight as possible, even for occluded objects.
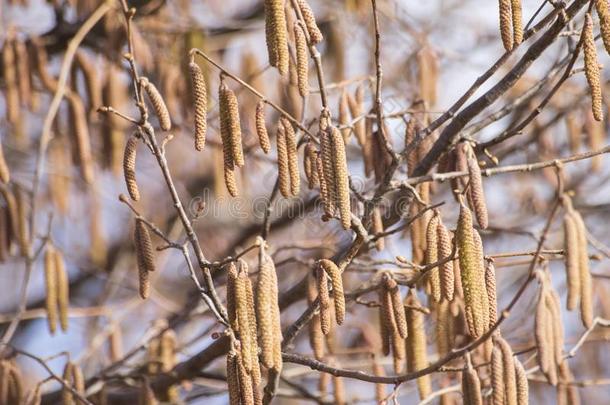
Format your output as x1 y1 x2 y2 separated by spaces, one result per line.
189 62 207 151
514 359 529 405
44 247 58 335
235 268 253 372
307 272 326 360
485 261 498 327
547 289 565 366
316 262 332 335
499 0 513 51
304 142 319 189
320 259 345 325
383 274 408 339
123 137 140 201
330 127 351 229
296 0 323 44
564 211 580 311
462 358 483 405
497 336 518 405
511 0 523 46
425 214 442 303
255 101 271 154
55 250 69 332
466 145 489 229
264 0 289 75
140 77 171 131
491 346 505 405
405 291 431 400
595 0 610 54
294 23 309 97
571 211 593 329
583 13 604 122
219 81 244 167
457 203 489 338
282 118 300 196
276 122 291 198
226 351 240 405
437 222 455 301
256 253 281 369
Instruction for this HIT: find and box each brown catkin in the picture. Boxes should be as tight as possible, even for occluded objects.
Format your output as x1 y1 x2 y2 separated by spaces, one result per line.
255 101 271 154
189 62 207 151
140 77 171 131
219 81 244 167
572 211 593 328
0 142 10 184
264 0 289 75
378 287 392 356
425 214 442 303
372 361 386 404
55 250 69 333
61 363 75 405
514 359 529 405
466 146 489 229
276 122 291 198
497 337 518 405
123 137 140 201
307 272 326 360
134 219 155 299
14 40 32 110
320 259 345 325
294 23 309 97
338 90 350 141
462 358 483 405
437 222 455 301
595 0 610 55
14 186 29 256
304 142 319 189
282 118 300 196
511 0 523 46
564 211 580 311
67 94 94 184
44 247 58 335
74 51 102 117
348 86 366 146
405 292 431 400
535 285 556 384
297 0 323 44
457 204 489 338
227 263 239 331
317 262 332 335
383 274 408 339
491 346 505 405
485 261 498 327
235 268 253 372
499 0 513 51
226 352 240 405
2 37 20 126
372 207 385 251
7 363 22 404
583 14 604 121
330 127 351 229
547 289 565 367
319 128 337 216
256 253 280 369
237 352 255 405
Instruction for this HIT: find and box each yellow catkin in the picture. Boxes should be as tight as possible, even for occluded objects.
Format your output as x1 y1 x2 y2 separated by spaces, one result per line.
558 361 580 405
563 212 580 311
304 142 319 189
383 274 408 339
44 247 58 335
276 122 291 198
347 86 365 146
67 94 94 184
497 337 517 405
462 358 483 405
282 118 300 196
466 145 489 229
244 261 261 379
227 263 239 331
457 204 489 338
338 90 350 141
546 289 565 367
255 101 271 154
74 51 102 118
135 219 155 299
333 369 346 405
123 137 140 201
511 0 523 46
404 119 418 176
425 214 442 303
189 62 207 151
109 325 123 362
372 361 386 404
256 253 281 370
405 292 431 400
2 37 20 126
535 285 555 384
55 250 69 333
319 128 337 216
160 329 177 372
14 40 32 111
219 81 244 167
61 362 75 405
320 259 345 325
307 272 326 360
297 0 323 44
317 262 332 335
238 352 255 405
571 211 593 328
583 14 604 122
437 222 455 301
499 0 513 51
491 346 505 405
101 63 124 176
15 186 29 256
140 77 171 131
372 207 385 251
264 0 289 75
514 359 529 405
485 261 498 327
226 351 241 405
294 23 309 97
330 127 351 229
595 0 610 54
235 268 253 372
0 142 10 184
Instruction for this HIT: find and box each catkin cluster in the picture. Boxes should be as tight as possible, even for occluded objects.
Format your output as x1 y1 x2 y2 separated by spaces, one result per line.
134 218 156 299
490 334 529 405
377 273 407 374
562 198 593 328
219 79 245 197
0 360 23 404
61 362 85 405
498 0 523 51
44 245 70 335
276 118 300 197
147 328 179 402
264 0 289 75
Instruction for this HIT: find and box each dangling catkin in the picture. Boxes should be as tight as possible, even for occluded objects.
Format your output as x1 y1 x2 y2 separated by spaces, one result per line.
256 253 281 369
348 86 366 146
320 259 345 325
123 137 140 201
307 272 326 360
55 250 69 332
316 262 332 335
255 101 271 154
235 268 254 372
282 118 300 196
2 37 20 126
15 186 29 256
135 219 155 299
485 261 498 327
437 222 455 301
425 213 442 303
44 247 58 335
571 211 593 328
595 0 610 54
140 77 172 131
276 122 291 197
499 0 513 51
219 80 245 167
189 62 207 151
338 90 350 141
466 145 489 229
74 51 102 118
563 211 580 311
535 283 557 385
264 0 289 75
378 287 392 356
583 13 604 122
330 127 351 229
296 0 323 44
383 274 408 339
0 143 10 184
294 23 309 97
226 351 240 405
405 291 431 400
67 94 94 184
547 289 565 366
514 359 529 405
497 336 517 405
462 357 483 405
457 203 489 338
304 142 319 189
511 0 523 46
491 346 505 405
372 361 386 404
372 207 385 251
319 128 337 215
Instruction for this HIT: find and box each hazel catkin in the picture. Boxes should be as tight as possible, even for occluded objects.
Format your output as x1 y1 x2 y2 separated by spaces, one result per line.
294 23 309 97
330 127 351 229
123 137 140 201
255 101 271 154
264 0 289 75
296 0 323 44
499 0 513 51
44 247 58 335
134 218 155 299
583 13 604 122
189 61 207 151
55 250 69 333
140 77 172 131
320 259 345 325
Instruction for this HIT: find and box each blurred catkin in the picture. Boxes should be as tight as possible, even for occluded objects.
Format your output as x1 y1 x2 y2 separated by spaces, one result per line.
55 250 69 332
571 210 593 328
44 247 58 335
583 14 604 121
563 211 580 310
0 143 10 184
405 291 431 400
189 61 207 151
